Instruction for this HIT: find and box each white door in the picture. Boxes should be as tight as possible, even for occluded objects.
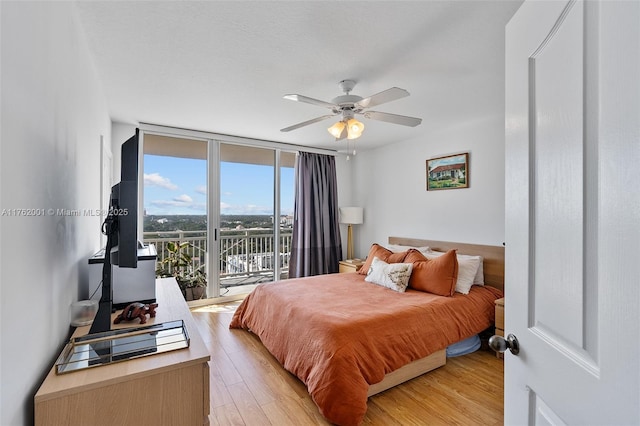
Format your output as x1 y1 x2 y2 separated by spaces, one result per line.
504 0 639 424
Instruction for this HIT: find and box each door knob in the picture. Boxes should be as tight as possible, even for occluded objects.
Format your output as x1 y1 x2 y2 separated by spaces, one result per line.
489 333 520 355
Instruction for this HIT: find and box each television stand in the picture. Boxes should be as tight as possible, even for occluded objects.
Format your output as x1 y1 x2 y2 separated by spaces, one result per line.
34 278 210 425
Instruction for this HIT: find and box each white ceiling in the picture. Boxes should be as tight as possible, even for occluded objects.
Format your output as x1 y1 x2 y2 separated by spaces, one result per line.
75 1 522 152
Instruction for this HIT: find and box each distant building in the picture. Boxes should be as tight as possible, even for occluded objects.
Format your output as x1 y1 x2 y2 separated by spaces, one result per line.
157 218 168 224
280 215 293 226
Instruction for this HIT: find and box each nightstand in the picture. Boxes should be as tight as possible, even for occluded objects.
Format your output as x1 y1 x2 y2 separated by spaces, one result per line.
495 297 505 359
339 259 365 273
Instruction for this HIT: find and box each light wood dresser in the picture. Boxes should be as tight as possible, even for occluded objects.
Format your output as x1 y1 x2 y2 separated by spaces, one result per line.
34 278 210 425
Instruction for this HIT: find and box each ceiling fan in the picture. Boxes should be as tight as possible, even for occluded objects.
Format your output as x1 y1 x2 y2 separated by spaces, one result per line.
280 80 422 140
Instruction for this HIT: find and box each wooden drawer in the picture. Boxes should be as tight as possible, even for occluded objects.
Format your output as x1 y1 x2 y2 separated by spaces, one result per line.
339 260 364 273
495 298 505 332
494 297 505 359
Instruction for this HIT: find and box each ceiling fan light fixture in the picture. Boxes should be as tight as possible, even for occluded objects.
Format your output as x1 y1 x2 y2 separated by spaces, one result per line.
346 118 364 139
282 80 421 141
328 121 346 138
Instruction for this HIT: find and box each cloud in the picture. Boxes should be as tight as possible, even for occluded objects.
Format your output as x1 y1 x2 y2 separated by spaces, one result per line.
150 194 195 208
147 199 279 216
144 173 178 190
150 199 206 212
151 200 186 207
174 194 193 203
195 185 207 195
188 203 206 211
219 203 273 215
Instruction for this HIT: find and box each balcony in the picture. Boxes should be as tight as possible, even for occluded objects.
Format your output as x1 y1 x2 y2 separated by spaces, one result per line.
143 229 292 296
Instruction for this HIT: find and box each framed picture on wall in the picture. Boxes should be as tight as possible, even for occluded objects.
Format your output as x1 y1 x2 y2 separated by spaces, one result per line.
426 153 469 191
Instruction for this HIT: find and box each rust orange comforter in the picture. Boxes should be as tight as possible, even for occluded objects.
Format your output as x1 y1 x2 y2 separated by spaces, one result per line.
229 272 503 426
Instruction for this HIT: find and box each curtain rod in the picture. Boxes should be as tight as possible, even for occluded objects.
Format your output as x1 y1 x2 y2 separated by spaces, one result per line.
139 123 339 156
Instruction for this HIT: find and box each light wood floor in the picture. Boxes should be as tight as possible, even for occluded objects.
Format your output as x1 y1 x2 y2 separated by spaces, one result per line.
191 301 504 426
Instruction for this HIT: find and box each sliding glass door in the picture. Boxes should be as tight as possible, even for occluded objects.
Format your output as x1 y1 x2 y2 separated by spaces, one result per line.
142 129 295 301
278 153 296 279
217 143 295 297
142 134 209 300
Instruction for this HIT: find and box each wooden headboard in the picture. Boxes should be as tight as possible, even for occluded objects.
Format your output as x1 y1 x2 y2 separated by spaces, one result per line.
388 237 505 293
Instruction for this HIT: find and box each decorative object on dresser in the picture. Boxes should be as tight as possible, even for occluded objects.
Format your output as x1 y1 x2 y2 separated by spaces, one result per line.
339 259 365 273
113 302 158 324
69 300 99 327
55 320 190 374
426 152 469 191
339 206 364 260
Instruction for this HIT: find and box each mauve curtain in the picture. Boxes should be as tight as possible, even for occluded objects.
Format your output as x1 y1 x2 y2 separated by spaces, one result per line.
288 152 342 277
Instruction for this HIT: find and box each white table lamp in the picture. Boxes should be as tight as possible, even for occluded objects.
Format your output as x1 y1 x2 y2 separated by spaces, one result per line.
339 207 364 260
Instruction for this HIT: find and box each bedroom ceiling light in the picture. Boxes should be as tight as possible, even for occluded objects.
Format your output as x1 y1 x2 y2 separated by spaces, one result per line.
327 121 346 138
346 118 364 139
281 80 422 142
327 117 364 140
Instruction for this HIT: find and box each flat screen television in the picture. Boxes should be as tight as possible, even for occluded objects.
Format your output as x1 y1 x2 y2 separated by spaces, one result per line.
89 129 140 335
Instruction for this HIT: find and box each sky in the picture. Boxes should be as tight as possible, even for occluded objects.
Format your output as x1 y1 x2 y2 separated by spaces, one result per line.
427 153 467 171
143 155 295 216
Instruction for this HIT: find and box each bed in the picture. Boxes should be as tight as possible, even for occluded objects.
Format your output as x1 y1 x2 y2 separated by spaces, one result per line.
229 237 505 426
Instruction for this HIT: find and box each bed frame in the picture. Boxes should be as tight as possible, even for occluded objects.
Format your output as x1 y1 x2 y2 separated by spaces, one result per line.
388 237 505 292
367 237 505 397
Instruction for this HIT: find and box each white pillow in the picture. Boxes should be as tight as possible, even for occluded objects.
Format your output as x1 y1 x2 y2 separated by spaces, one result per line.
426 249 484 285
383 244 430 254
424 250 482 294
364 257 413 293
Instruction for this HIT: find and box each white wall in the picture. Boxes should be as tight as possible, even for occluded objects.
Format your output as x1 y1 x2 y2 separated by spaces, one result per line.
334 154 353 258
349 71 506 257
0 3 110 425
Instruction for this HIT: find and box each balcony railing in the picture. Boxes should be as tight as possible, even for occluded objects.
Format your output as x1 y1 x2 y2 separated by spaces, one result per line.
143 229 292 292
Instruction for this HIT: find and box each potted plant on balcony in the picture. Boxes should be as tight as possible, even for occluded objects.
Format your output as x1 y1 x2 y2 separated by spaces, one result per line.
184 267 207 301
155 241 207 301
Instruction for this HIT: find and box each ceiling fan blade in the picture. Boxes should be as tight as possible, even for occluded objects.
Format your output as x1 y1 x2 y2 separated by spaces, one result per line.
283 94 337 109
355 87 410 109
363 111 423 127
280 114 336 132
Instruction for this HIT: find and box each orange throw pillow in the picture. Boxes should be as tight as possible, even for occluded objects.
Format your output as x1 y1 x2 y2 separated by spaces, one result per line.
358 243 409 275
405 249 458 296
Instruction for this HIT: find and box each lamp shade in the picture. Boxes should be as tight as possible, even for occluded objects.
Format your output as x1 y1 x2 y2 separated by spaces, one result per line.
346 119 364 140
339 207 364 225
327 121 346 139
